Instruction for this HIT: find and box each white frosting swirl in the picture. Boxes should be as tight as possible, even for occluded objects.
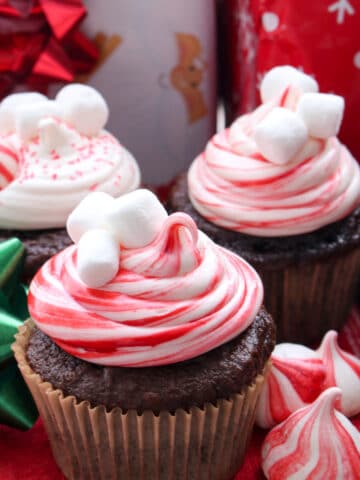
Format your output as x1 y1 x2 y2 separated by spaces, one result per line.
0 88 140 230
188 86 360 237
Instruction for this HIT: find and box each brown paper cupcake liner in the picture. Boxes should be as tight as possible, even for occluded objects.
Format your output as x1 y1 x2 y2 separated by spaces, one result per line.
13 320 268 480
258 246 360 345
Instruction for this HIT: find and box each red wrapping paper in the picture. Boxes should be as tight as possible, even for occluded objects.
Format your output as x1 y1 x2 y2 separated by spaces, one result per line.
0 0 98 98
1 307 359 480
219 0 360 162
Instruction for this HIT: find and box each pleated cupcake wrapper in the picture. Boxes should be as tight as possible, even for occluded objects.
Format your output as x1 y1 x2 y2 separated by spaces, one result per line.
259 246 360 344
13 320 268 480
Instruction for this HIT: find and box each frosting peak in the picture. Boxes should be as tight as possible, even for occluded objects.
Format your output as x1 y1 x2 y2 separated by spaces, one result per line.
121 213 201 278
188 66 360 237
0 86 140 230
28 191 264 367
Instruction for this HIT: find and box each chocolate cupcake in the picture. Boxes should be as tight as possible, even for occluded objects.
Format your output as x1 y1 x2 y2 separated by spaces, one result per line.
13 189 275 480
0 86 140 282
169 66 360 344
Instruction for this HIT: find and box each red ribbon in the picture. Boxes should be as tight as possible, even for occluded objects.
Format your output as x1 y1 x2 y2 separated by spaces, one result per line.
0 0 99 98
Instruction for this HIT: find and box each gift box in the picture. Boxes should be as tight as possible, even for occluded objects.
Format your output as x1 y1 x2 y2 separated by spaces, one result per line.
78 0 217 185
219 0 360 162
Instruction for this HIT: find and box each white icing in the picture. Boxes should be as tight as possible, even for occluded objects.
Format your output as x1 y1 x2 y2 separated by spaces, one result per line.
0 87 140 230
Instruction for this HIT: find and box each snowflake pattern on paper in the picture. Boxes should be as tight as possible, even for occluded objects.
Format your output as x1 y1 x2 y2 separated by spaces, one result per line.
328 0 355 24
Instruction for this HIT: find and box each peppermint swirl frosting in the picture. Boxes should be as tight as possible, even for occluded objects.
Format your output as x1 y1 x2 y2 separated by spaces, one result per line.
188 86 360 237
28 213 263 367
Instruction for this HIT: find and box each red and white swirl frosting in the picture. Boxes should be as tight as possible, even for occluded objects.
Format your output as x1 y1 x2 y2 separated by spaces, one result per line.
255 343 326 429
262 388 360 480
28 213 263 367
188 88 360 236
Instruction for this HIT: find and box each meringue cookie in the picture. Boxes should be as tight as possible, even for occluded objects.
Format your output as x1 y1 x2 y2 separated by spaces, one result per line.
262 387 360 480
255 343 326 428
317 330 360 417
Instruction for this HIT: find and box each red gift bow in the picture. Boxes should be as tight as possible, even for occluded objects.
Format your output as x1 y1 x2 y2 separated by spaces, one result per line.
0 0 99 98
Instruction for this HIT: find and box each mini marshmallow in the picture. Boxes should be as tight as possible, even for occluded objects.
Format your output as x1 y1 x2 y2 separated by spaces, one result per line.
15 101 63 142
296 93 345 139
77 229 120 288
38 118 75 156
67 192 115 243
105 189 168 249
254 107 308 165
260 65 319 103
0 92 47 135
56 84 109 136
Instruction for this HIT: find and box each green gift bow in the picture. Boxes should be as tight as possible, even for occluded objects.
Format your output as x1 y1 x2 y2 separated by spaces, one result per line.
0 238 38 430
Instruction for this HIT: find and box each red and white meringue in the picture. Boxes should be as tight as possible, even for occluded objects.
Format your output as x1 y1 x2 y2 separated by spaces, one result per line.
262 388 360 480
255 343 326 429
188 66 360 237
317 330 360 417
28 190 263 367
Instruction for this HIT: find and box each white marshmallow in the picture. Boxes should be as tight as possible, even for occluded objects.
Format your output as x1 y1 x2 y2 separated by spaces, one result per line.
0 92 47 135
77 229 120 288
254 107 308 165
260 65 319 103
56 84 109 136
67 192 115 243
105 189 168 249
15 101 63 142
38 118 75 157
296 93 344 139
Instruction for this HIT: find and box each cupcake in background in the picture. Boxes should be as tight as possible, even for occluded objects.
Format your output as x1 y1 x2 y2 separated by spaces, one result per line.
0 85 140 281
13 189 275 480
169 65 360 344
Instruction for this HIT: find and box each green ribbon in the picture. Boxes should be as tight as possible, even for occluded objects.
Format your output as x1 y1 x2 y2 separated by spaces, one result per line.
0 238 38 430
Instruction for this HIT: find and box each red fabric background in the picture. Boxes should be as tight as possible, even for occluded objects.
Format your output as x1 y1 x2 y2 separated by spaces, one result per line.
1 307 359 479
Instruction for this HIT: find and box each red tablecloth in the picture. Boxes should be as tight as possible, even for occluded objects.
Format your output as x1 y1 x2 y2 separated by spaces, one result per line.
1 307 360 480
